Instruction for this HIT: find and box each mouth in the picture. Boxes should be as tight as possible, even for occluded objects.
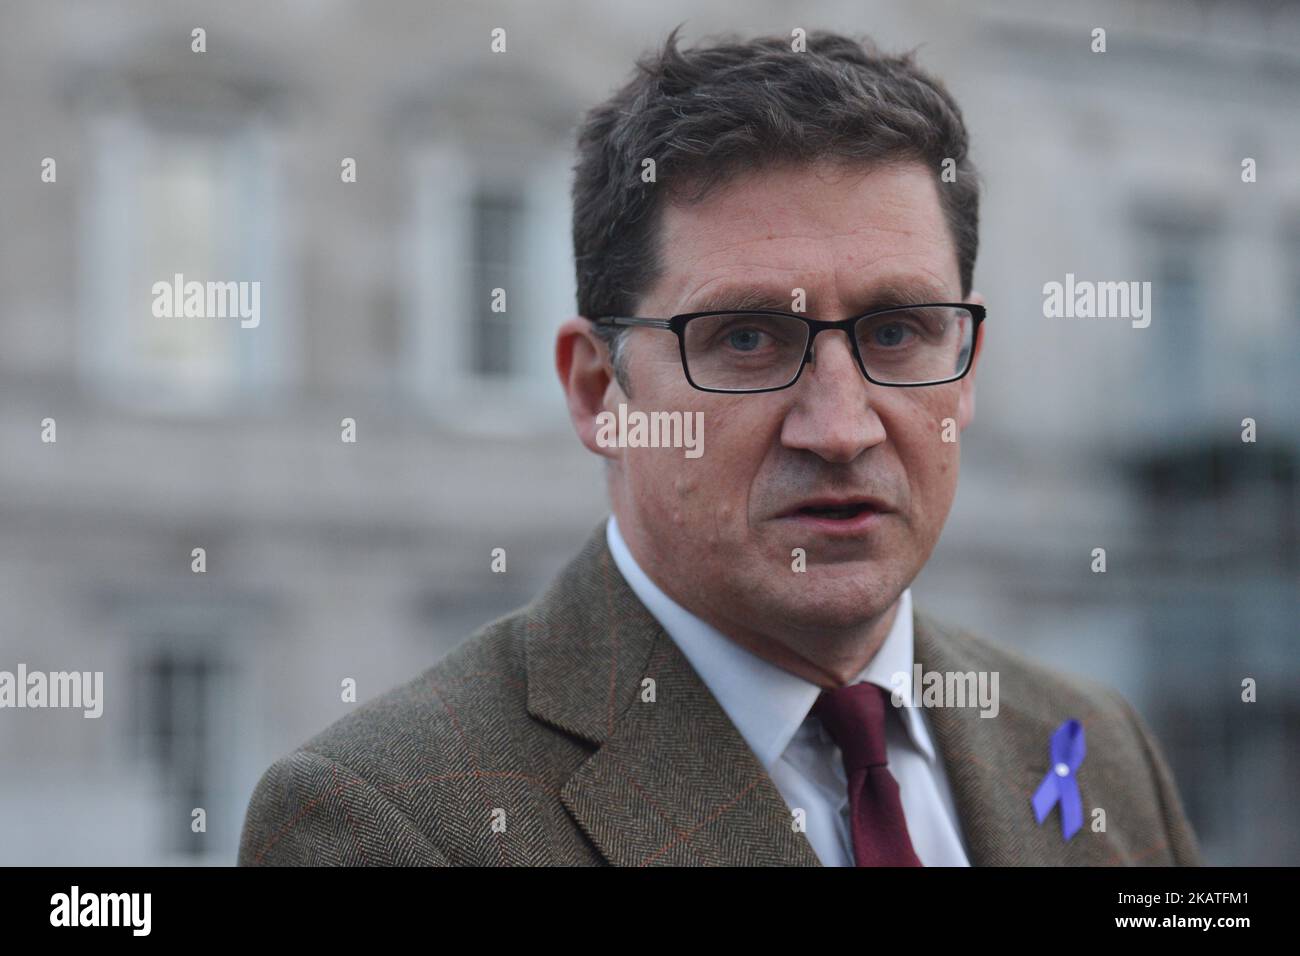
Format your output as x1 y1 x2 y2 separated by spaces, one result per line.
776 497 890 535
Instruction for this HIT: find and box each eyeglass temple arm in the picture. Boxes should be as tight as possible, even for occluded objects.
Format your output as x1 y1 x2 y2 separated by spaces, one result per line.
592 316 672 329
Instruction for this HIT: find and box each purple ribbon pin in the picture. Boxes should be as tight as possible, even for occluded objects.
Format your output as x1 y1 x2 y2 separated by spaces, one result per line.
1031 718 1086 841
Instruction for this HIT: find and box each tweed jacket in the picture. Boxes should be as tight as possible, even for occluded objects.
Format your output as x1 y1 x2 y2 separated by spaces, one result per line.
238 519 1203 866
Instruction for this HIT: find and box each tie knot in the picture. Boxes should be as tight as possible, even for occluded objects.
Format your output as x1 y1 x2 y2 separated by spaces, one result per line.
813 682 891 772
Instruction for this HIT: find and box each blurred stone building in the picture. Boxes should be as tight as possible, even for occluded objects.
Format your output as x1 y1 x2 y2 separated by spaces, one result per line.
0 0 1295 864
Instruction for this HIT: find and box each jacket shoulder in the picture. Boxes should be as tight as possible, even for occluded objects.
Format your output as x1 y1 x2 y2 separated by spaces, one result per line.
298 605 533 773
240 604 538 865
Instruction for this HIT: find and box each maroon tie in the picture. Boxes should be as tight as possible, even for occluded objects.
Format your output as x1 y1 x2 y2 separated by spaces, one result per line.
813 682 924 867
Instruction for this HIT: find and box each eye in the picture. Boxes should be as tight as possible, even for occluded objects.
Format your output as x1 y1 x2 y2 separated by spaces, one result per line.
870 322 916 347
725 327 767 352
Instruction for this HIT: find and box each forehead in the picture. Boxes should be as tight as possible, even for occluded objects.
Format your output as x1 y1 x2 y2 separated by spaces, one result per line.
651 159 959 314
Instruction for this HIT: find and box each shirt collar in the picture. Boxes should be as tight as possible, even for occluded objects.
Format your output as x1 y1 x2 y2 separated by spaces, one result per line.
605 514 936 770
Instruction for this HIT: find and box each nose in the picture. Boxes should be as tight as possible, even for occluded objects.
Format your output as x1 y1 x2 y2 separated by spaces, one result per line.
779 330 886 464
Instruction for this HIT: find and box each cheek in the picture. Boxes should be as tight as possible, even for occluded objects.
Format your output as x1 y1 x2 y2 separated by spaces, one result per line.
895 392 962 506
698 404 776 516
625 451 691 530
635 404 769 529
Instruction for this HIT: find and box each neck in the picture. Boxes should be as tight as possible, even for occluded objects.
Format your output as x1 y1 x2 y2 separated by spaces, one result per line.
697 598 901 689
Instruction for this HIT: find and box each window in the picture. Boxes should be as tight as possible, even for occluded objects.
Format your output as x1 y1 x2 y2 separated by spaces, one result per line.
1147 590 1300 865
1148 225 1209 414
1126 434 1300 863
1287 226 1300 408
79 104 292 413
132 645 229 858
404 143 574 433
135 134 235 389
470 187 524 377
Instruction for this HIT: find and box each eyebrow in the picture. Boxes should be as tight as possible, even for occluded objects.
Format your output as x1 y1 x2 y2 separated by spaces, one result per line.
682 278 955 316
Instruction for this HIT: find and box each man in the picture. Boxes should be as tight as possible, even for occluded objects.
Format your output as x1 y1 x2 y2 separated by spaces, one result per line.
239 27 1202 866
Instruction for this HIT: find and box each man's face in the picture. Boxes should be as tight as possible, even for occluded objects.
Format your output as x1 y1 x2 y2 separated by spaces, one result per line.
574 159 982 652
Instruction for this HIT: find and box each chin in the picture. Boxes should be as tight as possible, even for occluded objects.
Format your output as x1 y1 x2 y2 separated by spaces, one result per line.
766 576 899 632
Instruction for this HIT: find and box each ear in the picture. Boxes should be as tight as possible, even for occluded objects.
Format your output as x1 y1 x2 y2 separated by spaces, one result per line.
957 291 985 430
556 316 623 460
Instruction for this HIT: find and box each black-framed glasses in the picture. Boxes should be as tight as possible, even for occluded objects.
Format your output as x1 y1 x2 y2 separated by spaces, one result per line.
592 303 985 393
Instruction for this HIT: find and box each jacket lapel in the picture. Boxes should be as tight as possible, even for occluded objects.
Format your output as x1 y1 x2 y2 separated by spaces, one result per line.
526 520 820 866
913 608 1115 865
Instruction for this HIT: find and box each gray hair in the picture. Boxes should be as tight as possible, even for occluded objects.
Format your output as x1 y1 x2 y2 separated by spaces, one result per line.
571 25 980 395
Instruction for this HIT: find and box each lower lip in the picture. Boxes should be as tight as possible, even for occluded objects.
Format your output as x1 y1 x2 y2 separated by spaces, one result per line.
778 509 888 537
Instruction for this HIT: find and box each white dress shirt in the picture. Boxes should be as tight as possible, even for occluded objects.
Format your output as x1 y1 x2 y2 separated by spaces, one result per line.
606 515 971 866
